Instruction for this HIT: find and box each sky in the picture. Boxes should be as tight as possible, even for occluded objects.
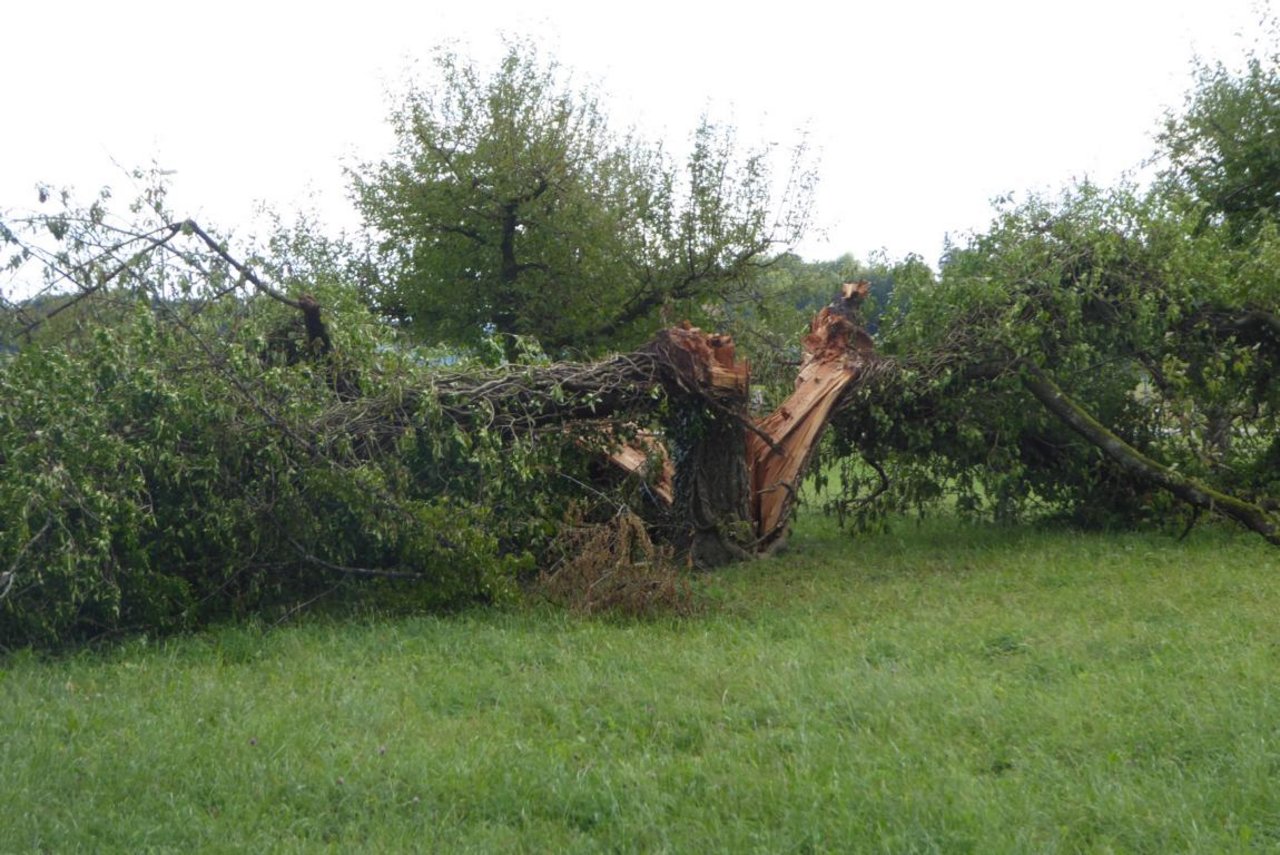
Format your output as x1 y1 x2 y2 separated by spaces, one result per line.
0 0 1269 271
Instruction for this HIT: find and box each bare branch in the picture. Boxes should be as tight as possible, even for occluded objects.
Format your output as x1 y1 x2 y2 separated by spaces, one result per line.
2 517 52 600
287 539 433 580
17 223 183 337
178 220 305 310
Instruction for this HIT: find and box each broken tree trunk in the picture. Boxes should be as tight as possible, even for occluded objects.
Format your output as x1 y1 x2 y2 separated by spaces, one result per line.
603 431 673 505
746 281 875 553
609 283 876 564
322 285 878 568
643 324 755 565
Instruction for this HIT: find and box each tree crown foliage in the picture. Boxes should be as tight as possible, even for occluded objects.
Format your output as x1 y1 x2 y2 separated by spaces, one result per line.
1158 23 1280 243
0 181 597 648
352 41 815 356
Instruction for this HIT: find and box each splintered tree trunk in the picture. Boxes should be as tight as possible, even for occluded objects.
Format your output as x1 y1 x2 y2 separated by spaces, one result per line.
746 282 875 553
642 325 756 564
322 284 878 568
616 283 875 565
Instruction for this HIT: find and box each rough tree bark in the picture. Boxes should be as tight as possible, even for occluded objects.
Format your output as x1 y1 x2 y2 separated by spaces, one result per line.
638 325 752 565
606 283 876 564
1021 363 1280 545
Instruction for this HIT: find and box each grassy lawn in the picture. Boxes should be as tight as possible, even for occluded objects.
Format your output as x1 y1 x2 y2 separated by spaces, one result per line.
3 514 1279 853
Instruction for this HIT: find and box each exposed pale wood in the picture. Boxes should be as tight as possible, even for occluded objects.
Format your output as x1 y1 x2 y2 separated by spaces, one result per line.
605 283 871 556
746 288 869 546
647 324 750 398
604 431 674 504
748 365 856 540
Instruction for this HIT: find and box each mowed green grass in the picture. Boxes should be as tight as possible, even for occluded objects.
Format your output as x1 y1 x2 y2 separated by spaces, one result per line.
3 515 1279 853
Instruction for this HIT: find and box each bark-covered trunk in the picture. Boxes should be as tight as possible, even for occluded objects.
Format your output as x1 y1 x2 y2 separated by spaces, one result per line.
1022 363 1280 545
670 401 755 565
641 325 756 564
610 283 875 565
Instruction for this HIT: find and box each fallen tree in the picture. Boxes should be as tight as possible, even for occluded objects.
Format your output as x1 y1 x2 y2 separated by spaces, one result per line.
3 194 1278 648
9 213 1278 564
307 281 881 566
316 265 1280 560
1 204 893 645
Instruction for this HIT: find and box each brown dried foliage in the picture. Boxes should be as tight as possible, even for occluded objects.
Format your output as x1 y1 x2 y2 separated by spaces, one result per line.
538 504 699 618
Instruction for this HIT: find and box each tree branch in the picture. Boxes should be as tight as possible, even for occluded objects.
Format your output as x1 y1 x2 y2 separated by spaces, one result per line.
178 220 304 310
1021 362 1280 546
2 517 52 600
287 539 434 580
18 223 183 337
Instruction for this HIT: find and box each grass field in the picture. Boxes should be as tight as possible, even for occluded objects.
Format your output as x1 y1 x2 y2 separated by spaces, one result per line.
3 513 1279 853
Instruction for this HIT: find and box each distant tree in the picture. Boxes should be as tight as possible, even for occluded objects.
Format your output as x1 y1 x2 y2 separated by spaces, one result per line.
352 42 814 356
1158 23 1280 241
754 252 894 322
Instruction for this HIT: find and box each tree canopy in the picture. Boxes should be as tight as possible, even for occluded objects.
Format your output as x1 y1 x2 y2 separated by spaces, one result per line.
352 42 814 356
1158 30 1280 242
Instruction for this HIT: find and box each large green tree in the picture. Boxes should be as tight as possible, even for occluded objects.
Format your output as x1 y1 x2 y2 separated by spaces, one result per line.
1159 26 1280 242
352 43 813 356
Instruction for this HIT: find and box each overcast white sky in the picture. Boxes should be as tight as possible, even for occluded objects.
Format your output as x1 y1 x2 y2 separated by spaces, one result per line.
0 0 1269 268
